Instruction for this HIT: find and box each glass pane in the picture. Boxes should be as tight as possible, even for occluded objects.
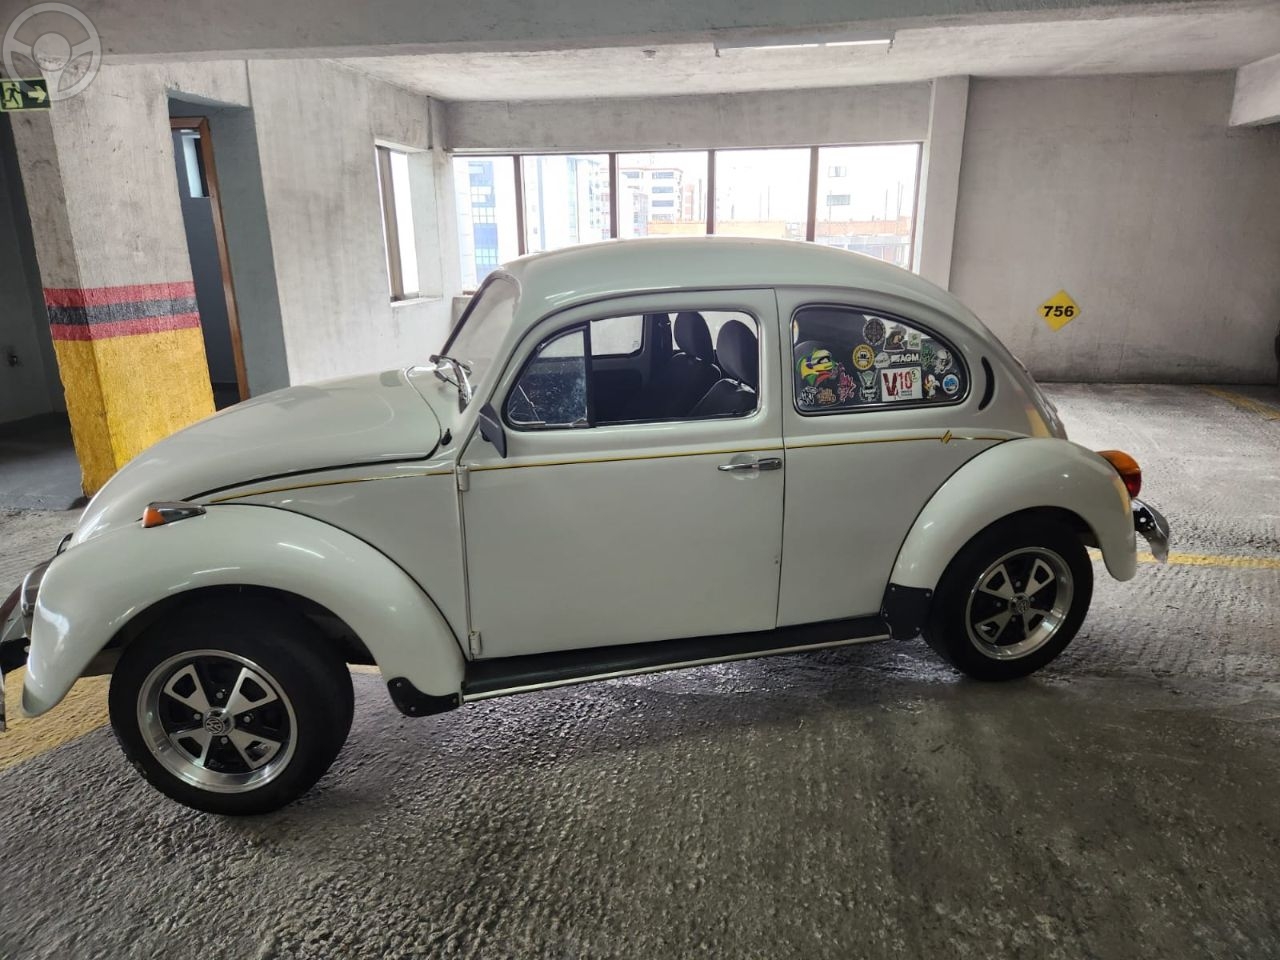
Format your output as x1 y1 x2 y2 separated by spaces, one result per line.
814 144 920 269
590 315 644 356
615 152 709 238
389 151 419 296
521 154 611 254
508 328 588 428
792 305 966 413
713 148 810 240
453 156 520 289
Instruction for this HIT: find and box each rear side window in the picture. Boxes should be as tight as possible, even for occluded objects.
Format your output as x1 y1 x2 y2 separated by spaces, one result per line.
791 305 966 413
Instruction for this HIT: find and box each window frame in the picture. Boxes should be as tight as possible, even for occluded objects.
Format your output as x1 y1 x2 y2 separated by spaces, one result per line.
503 308 763 433
788 302 970 418
452 141 924 291
375 144 420 302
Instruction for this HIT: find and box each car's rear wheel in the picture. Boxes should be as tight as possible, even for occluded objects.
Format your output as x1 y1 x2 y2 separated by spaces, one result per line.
109 603 353 815
923 516 1093 680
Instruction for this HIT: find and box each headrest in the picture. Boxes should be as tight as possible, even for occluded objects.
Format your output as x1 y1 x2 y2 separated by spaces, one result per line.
716 320 758 389
674 312 713 361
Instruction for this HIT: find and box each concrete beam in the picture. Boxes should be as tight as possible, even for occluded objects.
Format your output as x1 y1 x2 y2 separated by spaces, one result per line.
446 84 931 154
0 0 1221 61
913 76 969 290
1230 53 1280 126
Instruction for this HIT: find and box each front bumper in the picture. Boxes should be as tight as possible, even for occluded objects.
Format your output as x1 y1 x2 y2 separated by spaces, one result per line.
1132 498 1171 563
0 559 51 731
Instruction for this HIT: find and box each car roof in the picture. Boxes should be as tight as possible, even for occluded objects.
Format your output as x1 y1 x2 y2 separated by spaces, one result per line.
496 236 977 329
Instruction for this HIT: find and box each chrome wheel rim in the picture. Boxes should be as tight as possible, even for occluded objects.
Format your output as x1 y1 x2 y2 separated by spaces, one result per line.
137 650 297 794
964 547 1074 660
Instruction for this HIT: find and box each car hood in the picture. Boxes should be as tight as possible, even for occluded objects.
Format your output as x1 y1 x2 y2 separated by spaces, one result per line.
73 368 442 544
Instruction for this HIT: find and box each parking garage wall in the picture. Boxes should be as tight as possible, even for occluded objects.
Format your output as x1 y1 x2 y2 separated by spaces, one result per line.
247 60 460 384
950 72 1280 383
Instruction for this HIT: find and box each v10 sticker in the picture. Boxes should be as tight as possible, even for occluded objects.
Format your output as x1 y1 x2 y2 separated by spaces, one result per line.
880 366 923 402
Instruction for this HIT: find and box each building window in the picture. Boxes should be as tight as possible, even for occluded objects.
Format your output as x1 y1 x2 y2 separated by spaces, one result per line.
520 154 611 255
813 144 920 269
453 155 520 290
713 148 811 241
375 145 419 301
616 152 708 239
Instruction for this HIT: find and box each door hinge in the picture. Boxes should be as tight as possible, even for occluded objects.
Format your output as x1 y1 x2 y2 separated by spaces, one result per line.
456 463 471 492
467 629 483 657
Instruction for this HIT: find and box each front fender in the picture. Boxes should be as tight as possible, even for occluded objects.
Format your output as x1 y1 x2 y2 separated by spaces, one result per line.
23 504 465 716
889 438 1137 592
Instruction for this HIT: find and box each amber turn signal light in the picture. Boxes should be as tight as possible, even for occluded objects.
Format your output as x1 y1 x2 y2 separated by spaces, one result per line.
141 502 207 528
1097 449 1141 498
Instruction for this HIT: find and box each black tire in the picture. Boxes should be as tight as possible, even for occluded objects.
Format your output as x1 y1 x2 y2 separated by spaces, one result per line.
922 515 1093 681
109 601 354 815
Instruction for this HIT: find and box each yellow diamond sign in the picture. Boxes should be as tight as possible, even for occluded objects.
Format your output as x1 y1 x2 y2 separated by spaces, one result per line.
1038 290 1080 331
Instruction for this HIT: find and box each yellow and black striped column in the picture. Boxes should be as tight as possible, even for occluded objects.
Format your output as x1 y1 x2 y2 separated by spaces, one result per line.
43 282 214 492
10 93 216 495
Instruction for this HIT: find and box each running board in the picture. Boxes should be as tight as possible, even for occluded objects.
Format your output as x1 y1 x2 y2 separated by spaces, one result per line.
461 616 889 702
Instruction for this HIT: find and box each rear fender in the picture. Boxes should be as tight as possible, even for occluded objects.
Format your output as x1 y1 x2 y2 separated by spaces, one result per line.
23 504 465 716
889 438 1137 594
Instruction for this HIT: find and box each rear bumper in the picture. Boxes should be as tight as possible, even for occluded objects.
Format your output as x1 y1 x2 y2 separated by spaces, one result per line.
0 560 50 731
1132 498 1170 563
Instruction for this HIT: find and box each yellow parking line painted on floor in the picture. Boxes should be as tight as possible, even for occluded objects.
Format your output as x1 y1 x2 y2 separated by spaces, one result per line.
1200 386 1280 421
1137 550 1280 570
1092 547 1280 570
1 669 109 774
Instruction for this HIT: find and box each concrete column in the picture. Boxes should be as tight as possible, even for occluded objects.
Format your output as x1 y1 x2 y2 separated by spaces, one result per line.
913 76 969 290
10 73 215 494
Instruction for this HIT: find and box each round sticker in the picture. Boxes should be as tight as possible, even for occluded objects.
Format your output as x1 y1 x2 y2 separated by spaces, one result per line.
874 352 889 368
851 344 875 371
863 317 886 347
942 373 960 395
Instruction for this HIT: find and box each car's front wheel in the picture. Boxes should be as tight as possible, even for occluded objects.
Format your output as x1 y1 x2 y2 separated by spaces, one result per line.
923 516 1093 680
109 602 353 815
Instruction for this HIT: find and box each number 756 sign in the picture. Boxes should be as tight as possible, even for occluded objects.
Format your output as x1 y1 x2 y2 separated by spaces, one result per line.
1038 290 1080 331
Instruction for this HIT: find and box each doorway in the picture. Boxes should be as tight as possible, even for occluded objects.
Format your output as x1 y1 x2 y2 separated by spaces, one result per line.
170 117 248 409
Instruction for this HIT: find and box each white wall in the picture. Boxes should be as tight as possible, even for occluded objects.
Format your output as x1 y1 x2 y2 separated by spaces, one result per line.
445 84 931 153
950 73 1280 383
247 60 460 383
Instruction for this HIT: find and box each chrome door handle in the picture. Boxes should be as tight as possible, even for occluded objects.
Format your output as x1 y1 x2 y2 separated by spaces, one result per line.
718 457 782 473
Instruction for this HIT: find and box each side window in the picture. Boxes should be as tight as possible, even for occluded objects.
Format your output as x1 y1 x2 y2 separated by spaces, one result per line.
506 309 760 431
590 315 644 357
791 305 966 413
506 327 588 428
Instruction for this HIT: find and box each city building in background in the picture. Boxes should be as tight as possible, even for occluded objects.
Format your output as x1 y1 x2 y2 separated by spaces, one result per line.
453 144 919 287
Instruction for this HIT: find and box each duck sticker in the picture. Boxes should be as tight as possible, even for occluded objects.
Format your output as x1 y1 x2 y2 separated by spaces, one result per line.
798 347 837 386
924 373 939 399
797 342 854 407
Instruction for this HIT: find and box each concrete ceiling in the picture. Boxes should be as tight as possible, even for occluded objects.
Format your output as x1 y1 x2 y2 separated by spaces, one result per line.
336 5 1280 101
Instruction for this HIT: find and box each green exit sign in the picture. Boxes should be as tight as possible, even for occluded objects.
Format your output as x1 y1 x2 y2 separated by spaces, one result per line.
0 78 51 112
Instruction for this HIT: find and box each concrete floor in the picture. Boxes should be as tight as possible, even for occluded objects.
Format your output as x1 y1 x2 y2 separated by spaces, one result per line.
2 384 1280 959
0 414 82 511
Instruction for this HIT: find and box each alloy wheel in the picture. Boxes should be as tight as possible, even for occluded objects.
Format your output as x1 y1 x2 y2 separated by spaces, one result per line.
137 649 298 794
963 547 1074 660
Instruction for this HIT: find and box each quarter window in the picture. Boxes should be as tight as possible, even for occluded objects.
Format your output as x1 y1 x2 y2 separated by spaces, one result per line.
791 305 966 413
507 328 588 428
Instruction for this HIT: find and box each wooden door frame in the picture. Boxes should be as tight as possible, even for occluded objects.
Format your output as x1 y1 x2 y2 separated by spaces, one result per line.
171 116 249 402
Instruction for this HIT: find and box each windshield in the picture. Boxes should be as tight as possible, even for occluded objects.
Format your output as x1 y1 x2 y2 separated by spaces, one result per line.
440 275 519 403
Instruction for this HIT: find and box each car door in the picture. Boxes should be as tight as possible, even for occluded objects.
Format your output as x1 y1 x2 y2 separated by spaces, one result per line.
459 289 783 659
775 289 1004 626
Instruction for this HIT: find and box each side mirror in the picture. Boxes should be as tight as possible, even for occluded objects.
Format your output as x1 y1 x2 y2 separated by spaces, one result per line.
478 402 507 458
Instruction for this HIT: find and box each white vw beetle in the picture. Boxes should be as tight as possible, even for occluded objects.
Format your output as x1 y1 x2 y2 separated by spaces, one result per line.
1 238 1169 814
